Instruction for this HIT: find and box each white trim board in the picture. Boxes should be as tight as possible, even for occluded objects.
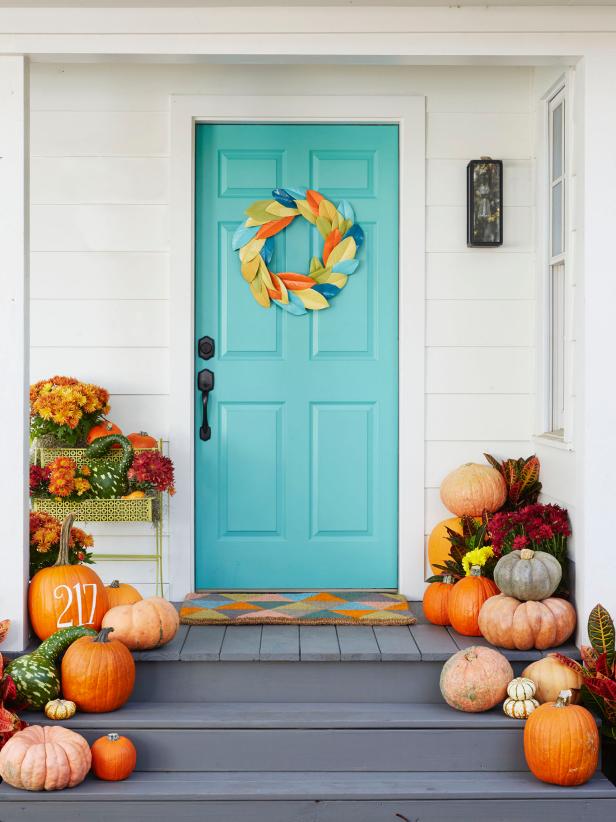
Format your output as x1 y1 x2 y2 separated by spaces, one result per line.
169 94 426 600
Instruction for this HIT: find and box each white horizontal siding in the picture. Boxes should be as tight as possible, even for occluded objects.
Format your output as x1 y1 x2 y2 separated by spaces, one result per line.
29 62 536 589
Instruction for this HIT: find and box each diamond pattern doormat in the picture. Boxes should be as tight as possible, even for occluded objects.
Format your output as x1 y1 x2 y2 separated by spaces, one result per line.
180 592 416 626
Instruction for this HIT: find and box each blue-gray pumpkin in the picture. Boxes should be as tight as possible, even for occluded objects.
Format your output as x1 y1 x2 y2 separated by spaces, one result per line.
493 548 562 601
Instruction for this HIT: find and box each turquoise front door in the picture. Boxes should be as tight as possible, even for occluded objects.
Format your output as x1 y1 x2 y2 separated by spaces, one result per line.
194 123 399 589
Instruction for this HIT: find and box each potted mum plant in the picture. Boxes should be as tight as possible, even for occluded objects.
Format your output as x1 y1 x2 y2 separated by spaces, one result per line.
30 375 110 447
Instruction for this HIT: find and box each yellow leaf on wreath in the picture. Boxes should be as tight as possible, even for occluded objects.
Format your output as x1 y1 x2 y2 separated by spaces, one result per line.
328 273 348 289
240 238 265 262
295 288 329 310
258 259 274 290
250 274 271 307
326 237 356 266
312 268 333 284
241 256 260 283
319 198 338 223
265 201 299 218
295 200 317 225
316 217 332 239
271 273 289 305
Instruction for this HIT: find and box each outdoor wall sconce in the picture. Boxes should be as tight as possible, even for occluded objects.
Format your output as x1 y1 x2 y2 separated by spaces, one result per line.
467 157 503 247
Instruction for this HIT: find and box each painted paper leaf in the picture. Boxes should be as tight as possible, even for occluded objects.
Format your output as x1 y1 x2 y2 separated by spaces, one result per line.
295 200 317 225
313 283 341 299
250 274 271 308
296 288 329 310
337 200 355 223
261 237 274 265
318 198 338 223
332 259 360 275
239 238 265 262
265 201 299 218
322 229 342 265
316 216 332 239
272 188 298 208
270 273 289 304
245 200 277 224
278 272 317 291
258 259 274 290
284 186 307 200
344 223 365 249
310 256 323 274
338 219 352 237
284 291 308 315
328 273 348 289
326 236 356 266
256 215 295 239
312 268 334 284
306 189 324 215
241 256 260 283
232 224 260 250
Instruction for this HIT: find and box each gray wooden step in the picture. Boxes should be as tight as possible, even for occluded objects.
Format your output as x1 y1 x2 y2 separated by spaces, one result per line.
35 702 535 773
0 771 614 822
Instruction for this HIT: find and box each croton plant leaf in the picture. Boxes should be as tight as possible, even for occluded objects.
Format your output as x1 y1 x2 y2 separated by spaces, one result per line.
588 604 615 664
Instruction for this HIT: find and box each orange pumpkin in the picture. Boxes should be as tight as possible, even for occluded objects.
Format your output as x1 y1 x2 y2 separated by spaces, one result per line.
478 595 576 650
423 576 455 626
440 463 506 517
427 517 465 573
440 646 513 712
127 431 158 449
448 566 498 636
524 690 599 785
86 419 122 444
28 514 109 640
0 725 91 791
91 733 137 781
105 580 143 609
101 596 179 651
61 627 135 713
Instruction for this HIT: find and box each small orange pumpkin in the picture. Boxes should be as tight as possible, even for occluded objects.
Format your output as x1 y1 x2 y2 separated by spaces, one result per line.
127 431 158 449
440 463 507 517
423 576 455 626
448 566 498 636
524 690 599 785
28 514 109 640
91 733 137 781
61 627 135 713
105 580 143 609
86 419 122 444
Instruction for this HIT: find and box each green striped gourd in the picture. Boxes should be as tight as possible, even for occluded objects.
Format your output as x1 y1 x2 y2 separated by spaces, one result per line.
6 626 96 710
85 434 134 498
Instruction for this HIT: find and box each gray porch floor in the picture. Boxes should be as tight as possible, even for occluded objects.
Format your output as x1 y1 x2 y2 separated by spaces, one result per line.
132 600 580 664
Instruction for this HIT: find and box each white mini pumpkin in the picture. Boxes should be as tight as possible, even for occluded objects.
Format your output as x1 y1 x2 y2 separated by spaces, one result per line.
503 697 539 719
507 676 537 700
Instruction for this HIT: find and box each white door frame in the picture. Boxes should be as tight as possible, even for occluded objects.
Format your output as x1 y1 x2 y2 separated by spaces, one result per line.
169 94 425 601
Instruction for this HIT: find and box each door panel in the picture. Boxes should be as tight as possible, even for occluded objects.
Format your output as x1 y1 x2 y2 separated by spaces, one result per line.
195 124 398 589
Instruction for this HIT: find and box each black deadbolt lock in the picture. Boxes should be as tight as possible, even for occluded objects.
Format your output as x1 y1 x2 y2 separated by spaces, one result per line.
198 335 215 360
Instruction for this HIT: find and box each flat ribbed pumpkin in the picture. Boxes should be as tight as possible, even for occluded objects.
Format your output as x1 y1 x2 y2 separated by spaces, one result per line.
102 596 179 650
440 646 513 712
478 595 576 651
440 463 506 517
0 725 91 791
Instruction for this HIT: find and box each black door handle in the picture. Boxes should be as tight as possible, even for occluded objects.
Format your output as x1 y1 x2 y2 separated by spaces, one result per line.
198 368 215 441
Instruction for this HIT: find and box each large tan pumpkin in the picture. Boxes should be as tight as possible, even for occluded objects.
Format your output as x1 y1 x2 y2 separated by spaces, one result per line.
478 595 576 651
102 596 179 650
0 725 91 791
440 463 506 517
522 655 583 703
440 646 513 712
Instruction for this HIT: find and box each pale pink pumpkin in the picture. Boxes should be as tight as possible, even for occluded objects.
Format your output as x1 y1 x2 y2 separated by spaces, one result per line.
0 725 91 791
440 463 507 517
478 595 576 651
440 646 514 712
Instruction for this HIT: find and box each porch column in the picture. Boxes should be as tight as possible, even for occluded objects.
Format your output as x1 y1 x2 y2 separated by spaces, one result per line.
0 56 29 652
577 51 616 633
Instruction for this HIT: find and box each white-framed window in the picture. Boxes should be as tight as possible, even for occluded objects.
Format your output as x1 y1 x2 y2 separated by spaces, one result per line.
546 86 567 438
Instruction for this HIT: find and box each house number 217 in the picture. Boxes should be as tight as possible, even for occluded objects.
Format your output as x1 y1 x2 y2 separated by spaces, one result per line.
54 583 99 628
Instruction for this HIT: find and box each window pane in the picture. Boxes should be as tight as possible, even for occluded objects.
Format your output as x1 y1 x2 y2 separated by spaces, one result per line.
550 263 566 434
552 181 563 257
552 102 563 181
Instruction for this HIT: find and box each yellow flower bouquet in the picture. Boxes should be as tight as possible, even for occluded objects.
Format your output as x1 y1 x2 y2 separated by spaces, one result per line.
30 375 110 446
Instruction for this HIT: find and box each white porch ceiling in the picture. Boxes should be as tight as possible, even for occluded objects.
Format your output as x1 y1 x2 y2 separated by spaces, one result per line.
1 0 615 6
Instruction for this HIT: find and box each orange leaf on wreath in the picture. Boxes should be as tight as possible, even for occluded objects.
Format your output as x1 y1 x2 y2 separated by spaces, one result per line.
256 215 295 240
306 189 324 216
322 229 342 265
278 273 316 291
